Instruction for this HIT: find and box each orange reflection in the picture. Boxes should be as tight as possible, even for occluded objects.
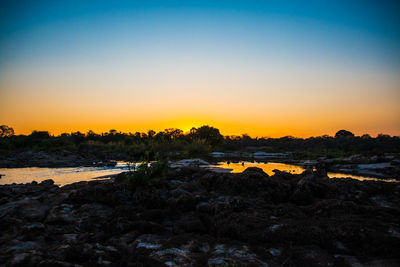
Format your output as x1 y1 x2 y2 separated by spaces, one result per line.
211 161 305 175
0 167 124 186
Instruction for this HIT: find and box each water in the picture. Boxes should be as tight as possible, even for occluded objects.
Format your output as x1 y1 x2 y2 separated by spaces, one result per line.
207 161 305 175
0 162 130 186
327 172 398 182
207 161 398 182
0 161 396 186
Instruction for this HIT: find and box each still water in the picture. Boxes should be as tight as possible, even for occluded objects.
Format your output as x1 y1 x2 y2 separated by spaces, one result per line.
207 161 305 175
0 161 396 186
0 163 129 186
208 161 398 183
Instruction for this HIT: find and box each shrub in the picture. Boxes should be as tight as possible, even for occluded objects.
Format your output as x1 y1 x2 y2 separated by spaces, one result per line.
184 139 211 157
125 157 168 189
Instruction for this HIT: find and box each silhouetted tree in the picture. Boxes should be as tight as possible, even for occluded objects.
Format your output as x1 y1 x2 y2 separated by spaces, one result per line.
164 128 183 140
148 130 156 139
87 130 96 137
335 129 355 138
188 125 223 145
30 131 50 139
0 125 14 137
70 131 85 144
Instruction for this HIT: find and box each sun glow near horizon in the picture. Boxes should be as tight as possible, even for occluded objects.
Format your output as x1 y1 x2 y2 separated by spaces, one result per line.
3 115 400 138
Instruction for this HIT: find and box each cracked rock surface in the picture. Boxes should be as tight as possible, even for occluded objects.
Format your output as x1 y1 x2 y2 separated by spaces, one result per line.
0 167 399 266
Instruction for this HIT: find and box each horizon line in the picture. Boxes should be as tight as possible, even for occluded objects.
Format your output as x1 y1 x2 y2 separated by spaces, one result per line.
6 126 400 139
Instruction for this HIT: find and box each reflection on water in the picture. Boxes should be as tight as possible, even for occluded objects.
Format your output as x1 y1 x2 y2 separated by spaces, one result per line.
0 164 128 186
209 161 305 175
327 172 398 183
209 161 397 182
0 161 397 186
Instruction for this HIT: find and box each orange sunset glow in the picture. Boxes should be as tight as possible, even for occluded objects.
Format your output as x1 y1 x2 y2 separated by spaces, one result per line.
1 69 399 137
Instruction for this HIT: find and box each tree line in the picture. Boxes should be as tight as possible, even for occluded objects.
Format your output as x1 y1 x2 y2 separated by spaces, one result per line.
1 124 399 159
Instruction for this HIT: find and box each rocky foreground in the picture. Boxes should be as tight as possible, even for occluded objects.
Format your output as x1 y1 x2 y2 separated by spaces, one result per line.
0 167 400 266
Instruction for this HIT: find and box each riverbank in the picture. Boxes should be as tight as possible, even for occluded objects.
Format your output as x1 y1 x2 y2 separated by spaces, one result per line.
0 150 117 168
1 149 399 181
325 162 400 180
1 167 399 266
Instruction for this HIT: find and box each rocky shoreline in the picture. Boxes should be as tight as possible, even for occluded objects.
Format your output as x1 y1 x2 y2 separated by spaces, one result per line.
2 150 400 182
1 167 400 266
319 154 400 180
326 162 400 180
0 151 117 168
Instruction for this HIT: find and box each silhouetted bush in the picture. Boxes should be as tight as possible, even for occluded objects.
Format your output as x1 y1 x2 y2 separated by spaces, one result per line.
125 158 168 189
184 139 211 157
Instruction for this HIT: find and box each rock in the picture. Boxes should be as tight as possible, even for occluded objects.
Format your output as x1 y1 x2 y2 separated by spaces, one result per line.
291 246 335 267
196 202 213 213
38 259 75 267
272 169 293 178
1 166 399 265
111 190 131 205
242 167 269 177
7 241 41 253
40 179 54 186
45 204 76 224
22 222 46 240
9 252 31 265
137 242 162 249
0 198 50 222
208 244 269 266
173 214 206 234
208 257 226 265
269 248 280 256
291 186 314 205
139 209 165 222
169 180 183 186
333 255 363 267
170 159 210 168
61 234 79 244
174 192 197 212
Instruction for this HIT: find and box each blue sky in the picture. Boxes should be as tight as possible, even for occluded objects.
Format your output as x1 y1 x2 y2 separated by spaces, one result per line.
1 0 399 68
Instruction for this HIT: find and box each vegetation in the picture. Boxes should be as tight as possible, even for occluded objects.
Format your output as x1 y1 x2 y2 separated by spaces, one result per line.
0 125 400 160
0 125 14 138
124 156 169 189
335 129 355 138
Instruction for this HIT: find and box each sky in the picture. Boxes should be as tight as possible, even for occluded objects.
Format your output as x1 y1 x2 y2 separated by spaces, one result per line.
0 0 399 137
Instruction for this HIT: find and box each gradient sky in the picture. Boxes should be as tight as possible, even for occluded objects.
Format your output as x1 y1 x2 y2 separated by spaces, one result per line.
0 0 399 137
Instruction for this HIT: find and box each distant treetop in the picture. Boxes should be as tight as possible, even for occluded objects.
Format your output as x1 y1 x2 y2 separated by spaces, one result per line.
0 125 14 137
335 129 355 138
